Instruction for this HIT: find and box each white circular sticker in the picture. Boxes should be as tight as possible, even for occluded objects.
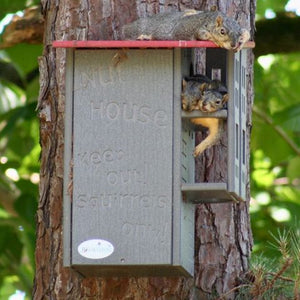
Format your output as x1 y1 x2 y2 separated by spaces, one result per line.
78 239 114 259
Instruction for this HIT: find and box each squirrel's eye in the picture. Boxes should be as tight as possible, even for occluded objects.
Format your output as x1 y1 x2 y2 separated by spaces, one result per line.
220 28 226 35
216 100 221 105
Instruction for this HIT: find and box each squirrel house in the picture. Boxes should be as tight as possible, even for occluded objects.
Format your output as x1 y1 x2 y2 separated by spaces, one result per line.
54 40 254 277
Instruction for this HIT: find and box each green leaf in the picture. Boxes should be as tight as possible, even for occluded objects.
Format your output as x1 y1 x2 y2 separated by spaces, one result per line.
0 102 37 138
14 193 37 226
0 82 25 113
286 157 300 182
0 1 26 22
0 59 25 88
0 276 23 300
4 44 42 76
25 72 39 103
256 0 290 18
273 104 300 131
0 224 23 267
251 117 294 164
0 1 40 23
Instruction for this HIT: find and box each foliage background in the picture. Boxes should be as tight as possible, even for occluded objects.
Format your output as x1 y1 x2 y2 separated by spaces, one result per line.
0 0 299 298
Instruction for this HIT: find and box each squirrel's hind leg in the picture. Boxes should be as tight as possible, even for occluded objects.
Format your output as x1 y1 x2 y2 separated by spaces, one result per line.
192 118 222 157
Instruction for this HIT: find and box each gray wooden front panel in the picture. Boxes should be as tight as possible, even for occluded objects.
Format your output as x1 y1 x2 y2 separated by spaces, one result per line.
71 49 173 265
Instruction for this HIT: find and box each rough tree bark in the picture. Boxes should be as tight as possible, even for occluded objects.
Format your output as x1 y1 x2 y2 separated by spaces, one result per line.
34 0 255 299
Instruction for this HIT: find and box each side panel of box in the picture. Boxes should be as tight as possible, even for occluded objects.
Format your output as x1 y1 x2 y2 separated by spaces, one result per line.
71 49 174 266
63 49 74 267
173 49 195 276
227 50 248 201
181 120 195 184
180 48 195 185
227 51 240 198
240 49 247 200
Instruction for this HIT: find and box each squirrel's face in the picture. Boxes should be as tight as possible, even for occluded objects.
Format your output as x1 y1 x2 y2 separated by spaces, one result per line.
181 79 229 112
199 91 228 112
226 29 250 52
210 14 250 52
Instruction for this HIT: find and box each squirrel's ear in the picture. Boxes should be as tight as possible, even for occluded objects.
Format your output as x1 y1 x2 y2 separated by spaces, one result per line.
210 5 217 12
207 82 214 90
216 15 223 27
200 83 207 92
182 79 187 90
222 94 229 104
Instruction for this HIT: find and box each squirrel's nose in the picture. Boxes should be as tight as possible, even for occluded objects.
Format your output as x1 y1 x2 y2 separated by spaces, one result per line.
231 41 238 48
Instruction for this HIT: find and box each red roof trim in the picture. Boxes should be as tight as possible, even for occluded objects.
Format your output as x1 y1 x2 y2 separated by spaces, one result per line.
52 40 255 49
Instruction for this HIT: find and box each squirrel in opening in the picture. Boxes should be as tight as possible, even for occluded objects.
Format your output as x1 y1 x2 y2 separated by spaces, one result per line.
181 76 228 157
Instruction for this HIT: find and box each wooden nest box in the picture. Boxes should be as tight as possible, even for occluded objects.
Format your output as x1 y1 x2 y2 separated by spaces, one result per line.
53 40 254 277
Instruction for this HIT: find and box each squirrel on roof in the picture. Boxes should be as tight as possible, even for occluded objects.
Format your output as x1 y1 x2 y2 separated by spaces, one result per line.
122 8 250 52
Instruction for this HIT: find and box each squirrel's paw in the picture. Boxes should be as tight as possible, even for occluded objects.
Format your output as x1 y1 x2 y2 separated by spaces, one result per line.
182 98 188 111
193 144 204 157
137 34 153 40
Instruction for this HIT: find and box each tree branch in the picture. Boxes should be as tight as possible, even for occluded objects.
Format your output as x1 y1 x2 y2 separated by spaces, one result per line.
252 105 300 156
0 6 44 49
254 12 300 57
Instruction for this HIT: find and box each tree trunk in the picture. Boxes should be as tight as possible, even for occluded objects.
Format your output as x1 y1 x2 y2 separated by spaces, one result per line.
34 0 255 299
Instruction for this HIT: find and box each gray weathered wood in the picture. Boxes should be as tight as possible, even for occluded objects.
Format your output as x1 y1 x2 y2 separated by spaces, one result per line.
63 49 74 267
240 50 247 200
174 49 195 276
181 48 247 203
182 183 237 203
64 48 195 277
63 46 248 277
181 110 227 119
227 49 247 201
72 49 173 269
